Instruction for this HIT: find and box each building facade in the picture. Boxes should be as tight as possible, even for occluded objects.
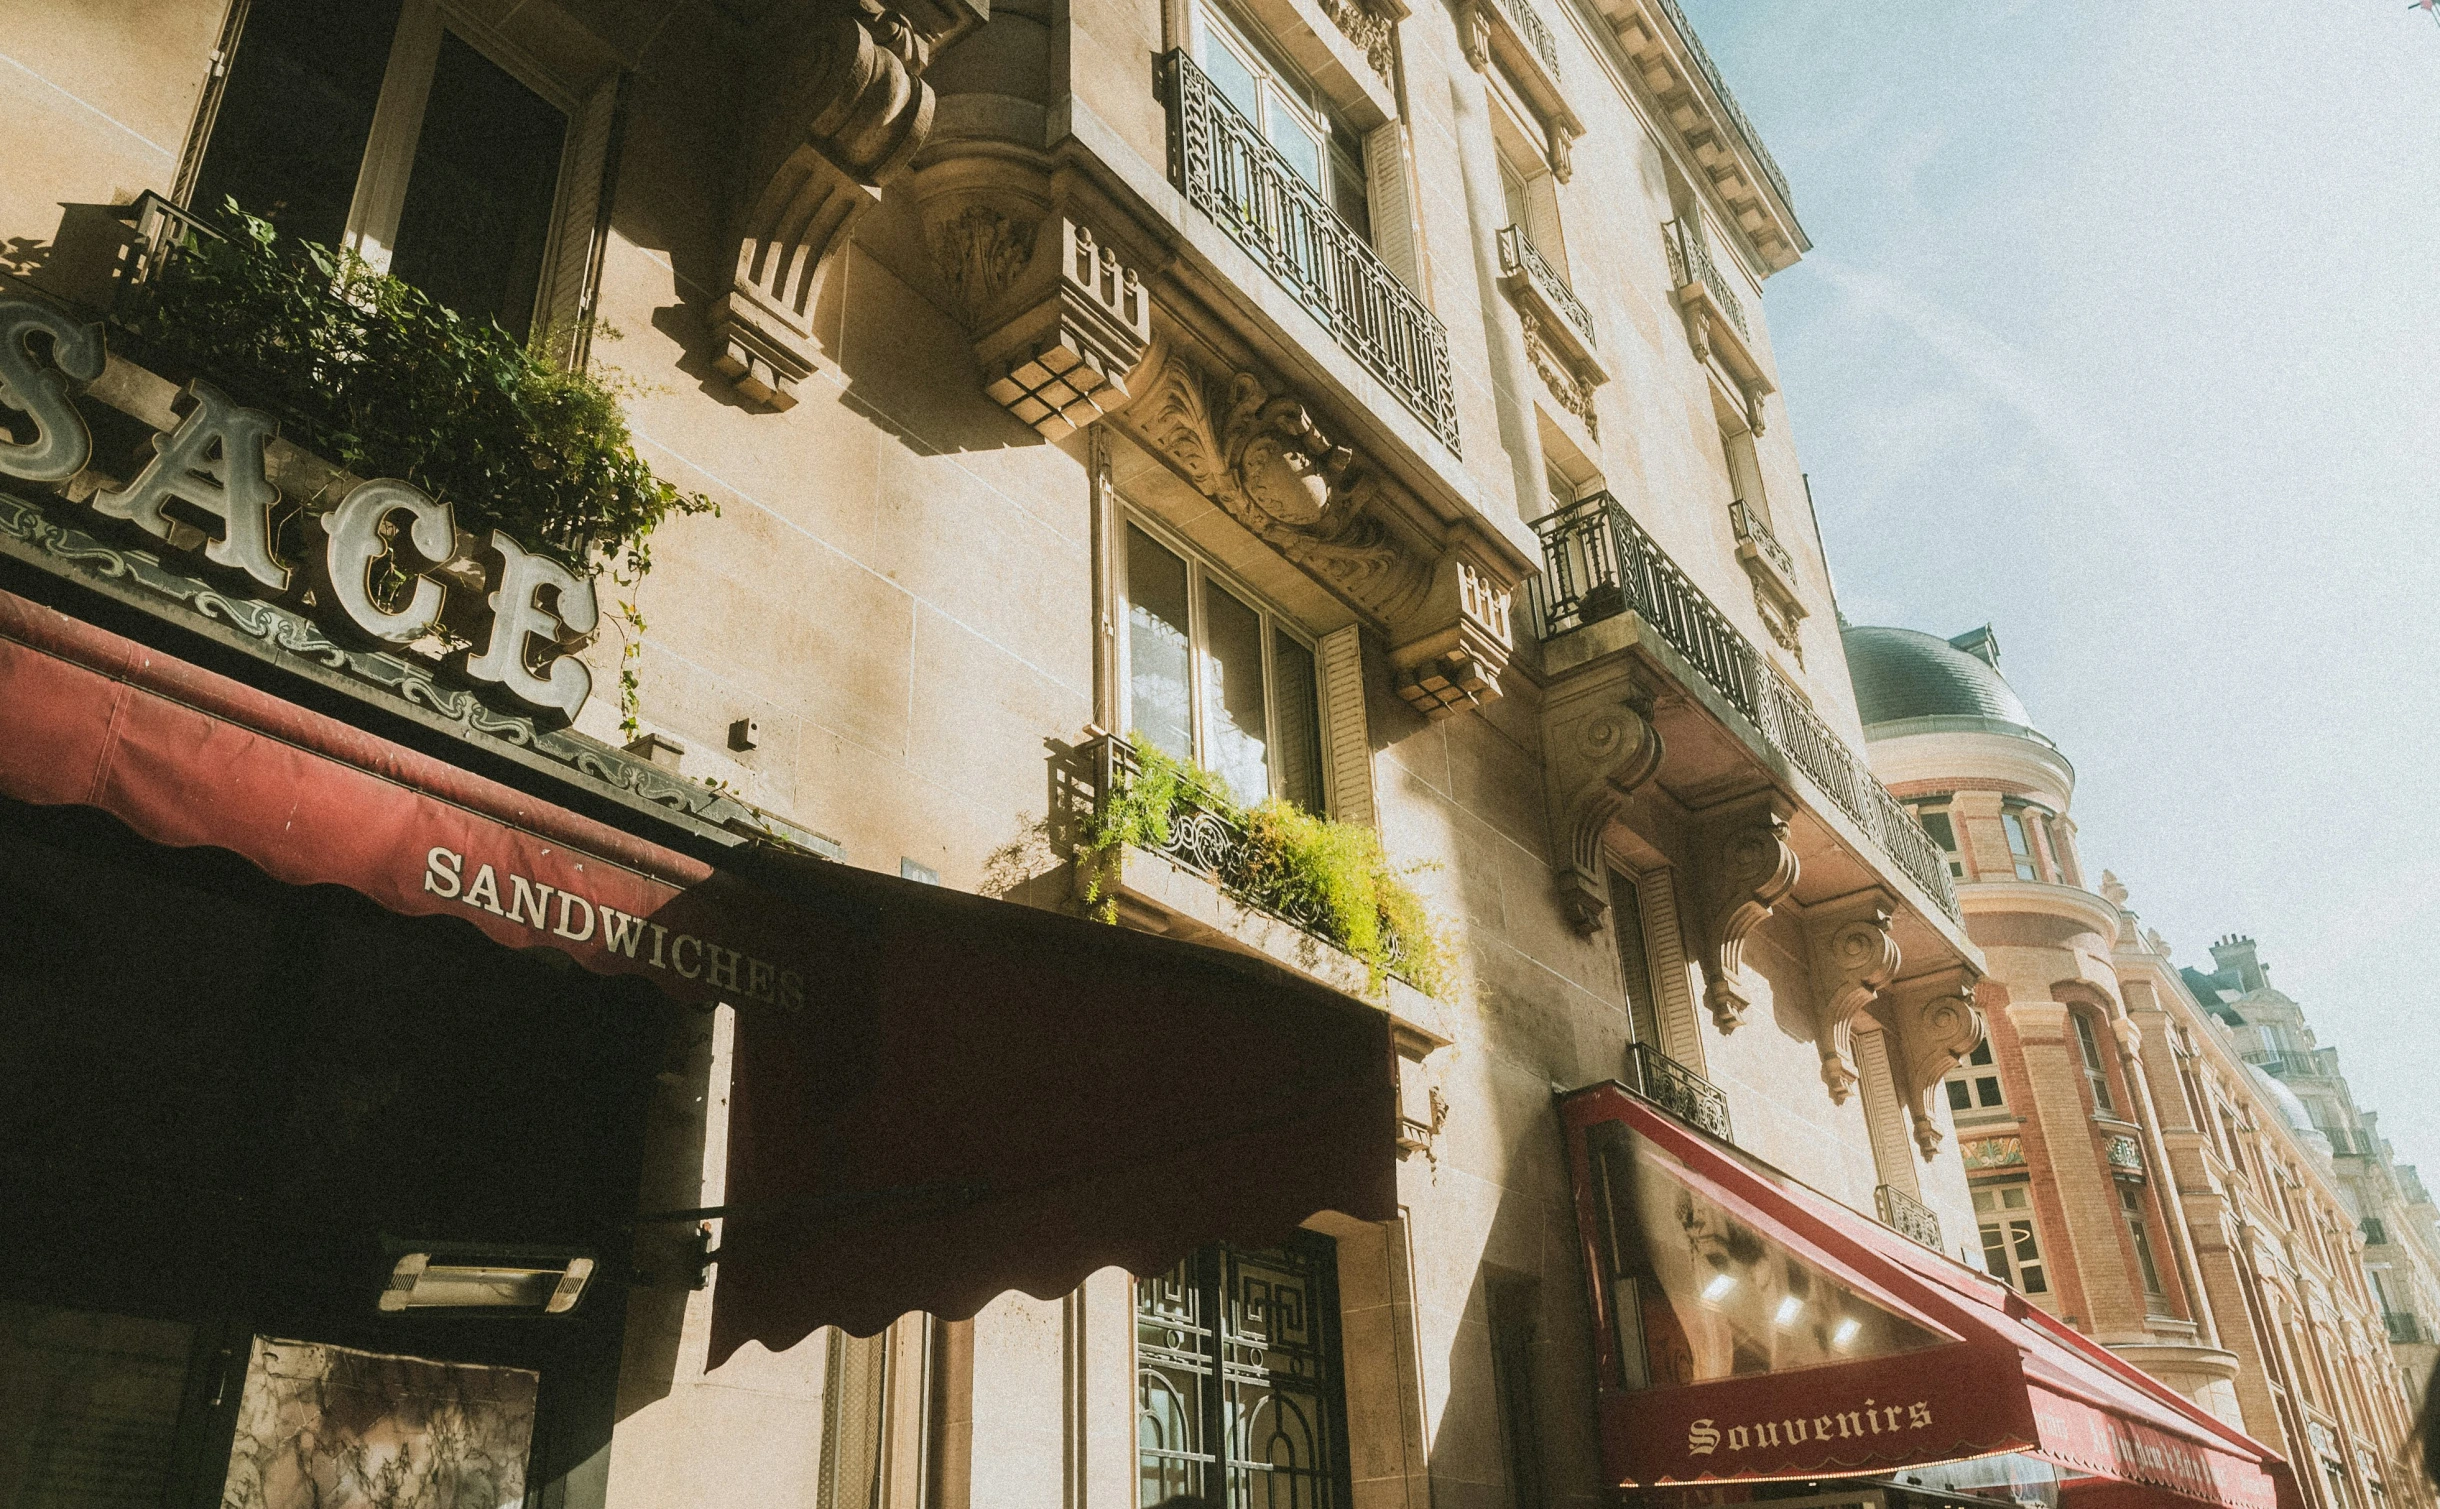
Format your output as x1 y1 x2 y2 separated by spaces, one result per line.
1849 624 2431 1509
0 2 2320 1508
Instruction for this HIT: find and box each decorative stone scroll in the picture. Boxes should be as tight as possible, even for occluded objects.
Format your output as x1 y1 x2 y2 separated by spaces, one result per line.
1880 971 1987 1158
1806 893 1899 1103
713 0 974 410
1540 679 1663 933
1699 802 1799 1033
1317 0 1399 89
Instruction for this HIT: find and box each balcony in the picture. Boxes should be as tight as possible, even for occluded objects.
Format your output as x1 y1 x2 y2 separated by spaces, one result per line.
1624 1041 1732 1142
1663 216 1747 339
1492 0 1562 76
2385 1311 2430 1346
1529 493 1963 922
1496 226 1604 435
1163 50 1461 452
1875 1184 1943 1251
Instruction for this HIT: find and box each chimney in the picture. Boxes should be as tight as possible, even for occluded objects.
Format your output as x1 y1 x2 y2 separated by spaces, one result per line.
2210 934 2267 992
1947 625 2001 668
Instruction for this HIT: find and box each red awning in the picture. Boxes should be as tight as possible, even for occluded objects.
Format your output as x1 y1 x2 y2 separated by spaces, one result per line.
0 587 1402 1354
1560 1083 2303 1509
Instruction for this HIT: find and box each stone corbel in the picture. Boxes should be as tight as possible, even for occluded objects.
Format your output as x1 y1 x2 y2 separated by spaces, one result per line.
1457 0 1491 70
713 0 965 411
1548 121 1577 184
1389 547 1516 718
1806 892 1899 1103
1540 680 1664 933
1699 800 1799 1033
1881 970 1987 1158
970 220 1154 438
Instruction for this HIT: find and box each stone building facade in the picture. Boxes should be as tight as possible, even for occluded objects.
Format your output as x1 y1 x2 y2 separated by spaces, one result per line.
1849 624 2431 1509
0 1 2337 1507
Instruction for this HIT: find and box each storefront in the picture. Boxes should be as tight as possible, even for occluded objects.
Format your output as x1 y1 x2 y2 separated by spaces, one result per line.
1561 1083 2305 1509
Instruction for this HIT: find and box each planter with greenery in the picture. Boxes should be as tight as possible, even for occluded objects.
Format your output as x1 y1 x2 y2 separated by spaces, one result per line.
1081 738 1449 996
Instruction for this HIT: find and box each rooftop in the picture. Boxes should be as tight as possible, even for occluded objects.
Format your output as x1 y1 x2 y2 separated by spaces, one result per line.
1842 624 2041 737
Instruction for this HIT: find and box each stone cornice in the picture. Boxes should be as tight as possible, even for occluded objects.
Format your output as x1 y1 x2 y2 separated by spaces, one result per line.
1958 878 2123 939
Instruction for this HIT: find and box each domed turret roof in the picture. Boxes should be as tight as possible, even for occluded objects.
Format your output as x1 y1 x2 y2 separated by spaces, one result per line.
2244 1063 2330 1155
1842 625 2035 733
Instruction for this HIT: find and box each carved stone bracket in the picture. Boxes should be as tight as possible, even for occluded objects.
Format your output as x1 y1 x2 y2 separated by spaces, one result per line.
971 220 1153 438
1806 892 1899 1103
1700 802 1799 1033
714 0 966 411
1389 550 1514 717
1540 679 1663 933
1518 312 1599 438
1880 971 1987 1158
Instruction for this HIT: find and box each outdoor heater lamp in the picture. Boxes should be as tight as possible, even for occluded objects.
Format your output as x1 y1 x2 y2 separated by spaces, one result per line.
377 1242 596 1315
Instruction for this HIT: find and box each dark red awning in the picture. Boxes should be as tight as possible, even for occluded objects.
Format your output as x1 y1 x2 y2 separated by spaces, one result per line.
1560 1084 2302 1509
0 587 1401 1354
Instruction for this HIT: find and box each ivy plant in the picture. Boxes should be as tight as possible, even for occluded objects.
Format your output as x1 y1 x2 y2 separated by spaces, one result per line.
1083 739 1449 995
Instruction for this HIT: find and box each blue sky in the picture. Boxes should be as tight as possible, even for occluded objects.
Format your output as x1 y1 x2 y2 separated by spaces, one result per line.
1678 1 2440 1169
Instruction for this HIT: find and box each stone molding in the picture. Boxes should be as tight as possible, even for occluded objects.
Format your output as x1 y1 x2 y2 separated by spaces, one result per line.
1518 310 1600 439
712 0 978 410
1698 800 1799 1033
1806 891 1899 1104
1880 970 1988 1158
1539 680 1663 934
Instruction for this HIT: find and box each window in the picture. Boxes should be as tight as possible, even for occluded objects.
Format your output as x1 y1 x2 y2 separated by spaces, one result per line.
1192 2 1371 238
1607 869 1662 1048
1914 804 1966 879
1492 91 1564 266
2073 1012 2117 1115
1975 1184 2049 1294
2001 809 2041 880
2365 1217 2391 1246
1122 520 1327 811
189 0 590 341
1137 1235 1352 1509
1944 1038 2007 1115
2119 1184 2166 1299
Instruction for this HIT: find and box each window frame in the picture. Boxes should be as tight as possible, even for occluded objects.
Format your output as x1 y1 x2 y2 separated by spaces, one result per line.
1116 509 1334 814
2118 1181 2167 1300
1911 801 1966 879
1973 1181 2051 1296
186 0 608 348
2001 806 2043 881
2072 1010 2118 1116
1190 0 1371 236
1943 1036 2008 1119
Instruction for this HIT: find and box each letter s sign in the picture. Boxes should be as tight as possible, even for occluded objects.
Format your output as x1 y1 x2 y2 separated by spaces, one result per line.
1688 1419 1721 1456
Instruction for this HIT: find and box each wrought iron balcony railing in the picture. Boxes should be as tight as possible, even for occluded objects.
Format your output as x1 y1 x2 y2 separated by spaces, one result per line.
1625 1041 1732 1142
1649 0 1792 208
1875 1184 1943 1251
2249 1049 2330 1081
1496 226 1595 351
1164 50 1462 453
1081 733 1426 979
1493 0 1562 77
1728 499 1793 579
1662 217 1748 340
2386 1311 2430 1346
1529 494 1962 921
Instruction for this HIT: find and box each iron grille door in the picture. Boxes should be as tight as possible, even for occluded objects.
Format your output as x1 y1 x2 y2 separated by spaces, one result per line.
1138 1234 1352 1509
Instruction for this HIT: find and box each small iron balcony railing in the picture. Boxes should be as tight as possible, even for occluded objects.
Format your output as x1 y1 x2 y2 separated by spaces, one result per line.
1875 1184 1943 1251
1529 494 1961 921
1496 226 1595 351
2386 1311 2430 1346
1649 0 1792 208
1164 50 1461 453
2250 1049 2329 1081
1082 734 1425 978
1662 216 1748 340
1493 0 1562 77
86 190 219 309
1728 499 1793 579
1624 1041 1732 1143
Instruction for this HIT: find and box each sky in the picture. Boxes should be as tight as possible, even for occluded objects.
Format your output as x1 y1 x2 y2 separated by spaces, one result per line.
1676 1 2440 1172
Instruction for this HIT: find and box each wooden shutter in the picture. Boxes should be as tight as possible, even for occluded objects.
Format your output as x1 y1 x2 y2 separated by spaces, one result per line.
538 70 622 366
1363 122 1422 291
1318 625 1376 827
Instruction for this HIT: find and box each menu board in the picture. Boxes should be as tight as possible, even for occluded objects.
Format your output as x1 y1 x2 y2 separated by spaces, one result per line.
0 1298 194 1508
219 1337 538 1509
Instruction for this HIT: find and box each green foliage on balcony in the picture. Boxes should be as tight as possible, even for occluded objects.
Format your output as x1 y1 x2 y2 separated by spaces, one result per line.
113 204 714 573
1085 739 1449 996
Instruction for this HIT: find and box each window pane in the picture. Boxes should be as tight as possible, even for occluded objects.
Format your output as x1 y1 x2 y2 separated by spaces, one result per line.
1270 99 1325 190
1946 1080 1972 1113
1271 629 1324 814
1202 31 1263 121
1919 811 1958 852
1126 526 1195 762
191 0 406 247
1201 579 1271 805
387 32 569 339
1331 146 1372 241
1975 1076 2005 1108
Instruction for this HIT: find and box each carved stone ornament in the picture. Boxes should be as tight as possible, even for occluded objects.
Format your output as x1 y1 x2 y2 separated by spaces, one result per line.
1548 122 1577 184
973 221 1154 439
1541 684 1663 933
1701 804 1799 1033
713 0 949 411
1754 583 1802 663
1518 311 1598 440
1881 973 1987 1158
1806 895 1899 1103
1458 0 1491 69
1389 551 1514 717
1317 0 1397 89
1129 344 1430 620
